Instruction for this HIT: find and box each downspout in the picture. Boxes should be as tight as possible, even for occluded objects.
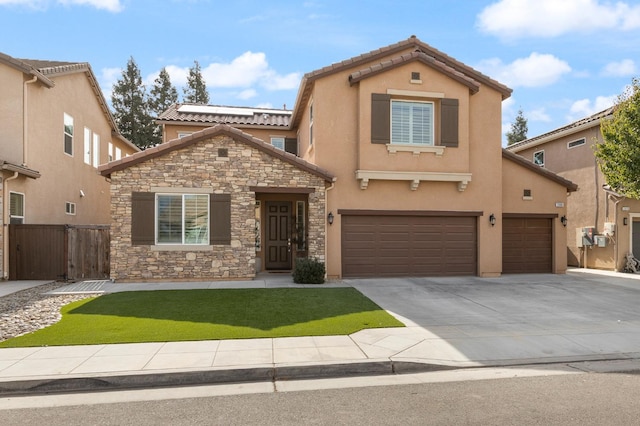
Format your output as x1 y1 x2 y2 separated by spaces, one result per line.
607 192 623 271
3 172 19 279
325 178 336 278
23 75 38 166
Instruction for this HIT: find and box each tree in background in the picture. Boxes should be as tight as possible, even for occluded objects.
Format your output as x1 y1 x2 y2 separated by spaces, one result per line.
111 57 155 149
595 77 640 199
506 109 528 146
148 67 179 145
183 60 210 104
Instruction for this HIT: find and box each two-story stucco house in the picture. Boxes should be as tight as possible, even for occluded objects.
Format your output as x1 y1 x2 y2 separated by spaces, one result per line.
508 108 640 272
100 36 577 282
0 53 139 280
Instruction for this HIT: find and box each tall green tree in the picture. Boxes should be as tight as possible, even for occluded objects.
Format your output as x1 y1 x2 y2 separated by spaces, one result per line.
183 60 210 104
595 77 640 199
506 109 528 146
148 67 179 145
111 57 155 149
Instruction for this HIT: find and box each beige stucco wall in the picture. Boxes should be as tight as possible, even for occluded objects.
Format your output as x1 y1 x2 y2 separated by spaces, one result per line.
0 65 25 164
4 71 136 226
512 125 640 270
163 124 296 148
301 57 505 278
109 134 327 282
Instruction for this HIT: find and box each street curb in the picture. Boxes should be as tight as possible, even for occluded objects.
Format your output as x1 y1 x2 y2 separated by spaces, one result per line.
0 361 457 396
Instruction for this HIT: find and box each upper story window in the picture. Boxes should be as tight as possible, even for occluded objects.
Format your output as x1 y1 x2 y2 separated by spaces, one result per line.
93 133 100 166
108 142 114 162
64 113 74 156
84 127 92 165
391 100 434 145
156 193 209 245
177 132 193 139
271 137 285 151
568 138 586 149
9 192 24 224
115 147 122 161
533 150 545 167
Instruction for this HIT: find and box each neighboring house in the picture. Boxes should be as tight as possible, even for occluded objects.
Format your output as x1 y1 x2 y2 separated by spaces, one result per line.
100 36 577 282
0 53 139 280
508 108 640 271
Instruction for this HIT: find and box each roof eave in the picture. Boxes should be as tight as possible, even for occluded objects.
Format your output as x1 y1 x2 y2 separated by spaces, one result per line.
502 149 578 192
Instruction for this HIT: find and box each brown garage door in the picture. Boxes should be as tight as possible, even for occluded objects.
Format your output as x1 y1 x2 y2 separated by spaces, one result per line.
341 215 477 278
502 217 552 274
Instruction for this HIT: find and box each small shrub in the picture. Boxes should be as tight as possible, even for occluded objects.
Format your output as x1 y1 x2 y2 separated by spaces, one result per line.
292 257 326 284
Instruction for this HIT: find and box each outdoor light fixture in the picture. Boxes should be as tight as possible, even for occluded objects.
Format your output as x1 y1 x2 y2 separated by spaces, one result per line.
560 215 568 227
327 211 334 225
624 217 628 226
489 214 496 227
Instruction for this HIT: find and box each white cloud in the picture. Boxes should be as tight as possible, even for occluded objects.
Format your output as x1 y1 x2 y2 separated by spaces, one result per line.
567 95 617 121
99 66 122 101
0 0 122 11
477 0 640 39
528 108 552 123
477 53 571 88
237 89 258 100
602 59 637 77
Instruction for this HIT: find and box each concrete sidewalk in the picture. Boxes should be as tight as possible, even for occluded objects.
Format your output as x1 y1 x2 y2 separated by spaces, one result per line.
1 269 640 395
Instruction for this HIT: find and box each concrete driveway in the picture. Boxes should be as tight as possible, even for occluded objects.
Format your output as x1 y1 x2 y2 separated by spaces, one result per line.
346 269 640 367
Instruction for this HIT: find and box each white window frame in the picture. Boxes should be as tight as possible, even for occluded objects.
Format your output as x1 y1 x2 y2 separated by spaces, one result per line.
390 99 435 146
92 133 100 167
9 192 25 224
270 137 285 151
533 150 545 167
155 193 210 245
115 147 122 161
64 113 74 156
65 202 76 215
108 142 114 162
84 127 92 165
567 138 586 149
309 102 314 146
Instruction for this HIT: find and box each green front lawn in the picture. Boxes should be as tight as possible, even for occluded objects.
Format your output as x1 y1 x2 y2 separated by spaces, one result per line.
0 288 404 347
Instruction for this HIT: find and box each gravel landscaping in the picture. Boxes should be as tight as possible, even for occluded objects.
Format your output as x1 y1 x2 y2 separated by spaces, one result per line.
0 282 93 343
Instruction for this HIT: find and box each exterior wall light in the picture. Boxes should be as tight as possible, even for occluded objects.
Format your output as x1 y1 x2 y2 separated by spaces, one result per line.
624 217 628 226
327 211 334 225
560 215 568 227
489 214 496 227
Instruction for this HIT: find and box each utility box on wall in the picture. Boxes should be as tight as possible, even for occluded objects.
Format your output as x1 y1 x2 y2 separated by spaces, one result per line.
577 227 595 247
603 222 616 236
594 235 607 247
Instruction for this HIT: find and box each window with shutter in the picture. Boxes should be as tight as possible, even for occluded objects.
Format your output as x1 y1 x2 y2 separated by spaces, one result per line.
391 100 434 145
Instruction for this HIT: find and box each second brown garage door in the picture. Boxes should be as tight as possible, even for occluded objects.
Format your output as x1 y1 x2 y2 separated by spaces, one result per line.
341 215 477 278
502 217 553 273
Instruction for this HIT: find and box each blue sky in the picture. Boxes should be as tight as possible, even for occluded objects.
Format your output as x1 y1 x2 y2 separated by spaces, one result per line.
2 0 640 144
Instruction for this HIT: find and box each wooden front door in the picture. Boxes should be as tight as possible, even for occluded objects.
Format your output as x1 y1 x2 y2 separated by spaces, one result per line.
265 202 292 270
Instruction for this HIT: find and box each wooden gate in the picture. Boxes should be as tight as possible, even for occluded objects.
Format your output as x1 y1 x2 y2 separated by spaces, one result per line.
9 224 110 281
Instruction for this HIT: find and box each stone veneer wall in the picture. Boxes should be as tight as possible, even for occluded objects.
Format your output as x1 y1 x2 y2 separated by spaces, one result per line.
109 135 327 282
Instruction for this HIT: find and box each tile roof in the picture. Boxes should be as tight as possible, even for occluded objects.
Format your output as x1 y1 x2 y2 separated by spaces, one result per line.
508 107 613 152
502 149 578 192
290 35 512 127
349 51 480 94
99 123 335 183
157 103 292 127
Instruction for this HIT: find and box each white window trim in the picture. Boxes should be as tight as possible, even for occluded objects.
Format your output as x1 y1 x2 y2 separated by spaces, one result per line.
270 136 285 151
84 127 92 165
154 193 210 246
108 142 114 162
390 99 435 146
9 191 25 224
115 147 122 161
92 133 100 167
309 101 314 146
567 138 586 149
64 113 74 157
177 132 193 139
65 202 76 215
533 150 545 167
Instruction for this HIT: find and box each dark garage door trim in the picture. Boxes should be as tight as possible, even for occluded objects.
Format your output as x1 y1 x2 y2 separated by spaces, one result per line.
340 211 479 278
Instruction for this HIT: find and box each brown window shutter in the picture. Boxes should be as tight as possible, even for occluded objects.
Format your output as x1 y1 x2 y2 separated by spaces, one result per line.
131 192 155 245
441 98 459 147
210 193 231 245
285 138 298 155
371 93 391 144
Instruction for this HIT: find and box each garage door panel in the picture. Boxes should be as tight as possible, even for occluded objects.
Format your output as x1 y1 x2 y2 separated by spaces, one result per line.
502 217 552 274
342 215 477 278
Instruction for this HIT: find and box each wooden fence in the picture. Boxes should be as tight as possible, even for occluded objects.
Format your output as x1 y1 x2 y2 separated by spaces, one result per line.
9 224 110 281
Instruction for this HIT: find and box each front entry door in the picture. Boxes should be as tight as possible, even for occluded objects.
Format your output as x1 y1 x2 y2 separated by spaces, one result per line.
265 202 292 269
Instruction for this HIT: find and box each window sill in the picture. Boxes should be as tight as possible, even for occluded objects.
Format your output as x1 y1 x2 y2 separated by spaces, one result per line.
356 170 472 191
387 144 445 157
151 245 212 252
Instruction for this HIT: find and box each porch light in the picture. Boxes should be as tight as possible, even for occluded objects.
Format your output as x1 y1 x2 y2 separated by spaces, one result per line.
560 215 568 227
327 211 334 225
489 214 496 227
